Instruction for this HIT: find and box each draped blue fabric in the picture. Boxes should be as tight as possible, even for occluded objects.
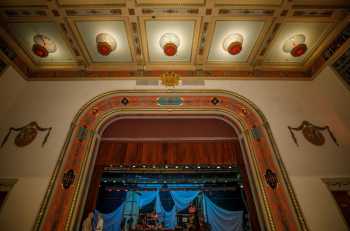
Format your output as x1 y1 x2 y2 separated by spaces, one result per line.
93 202 125 231
137 191 158 208
94 183 243 231
170 191 199 211
155 193 177 229
203 196 243 231
137 182 161 208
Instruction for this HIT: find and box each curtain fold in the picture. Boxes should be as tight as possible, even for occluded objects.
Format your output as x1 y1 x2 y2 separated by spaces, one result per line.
170 191 200 211
203 196 243 231
94 202 125 231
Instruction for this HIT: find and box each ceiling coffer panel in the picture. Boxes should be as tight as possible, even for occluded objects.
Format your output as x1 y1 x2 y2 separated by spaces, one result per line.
263 22 333 64
8 22 76 64
208 20 266 63
74 20 133 63
144 20 196 63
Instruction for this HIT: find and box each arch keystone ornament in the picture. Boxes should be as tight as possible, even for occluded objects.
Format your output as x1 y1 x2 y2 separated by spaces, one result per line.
34 90 309 231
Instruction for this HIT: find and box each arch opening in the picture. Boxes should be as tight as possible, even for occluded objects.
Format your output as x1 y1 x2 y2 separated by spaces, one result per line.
33 90 308 231
80 115 261 231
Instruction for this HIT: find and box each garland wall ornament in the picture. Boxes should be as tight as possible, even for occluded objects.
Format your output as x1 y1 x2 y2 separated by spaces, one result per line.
33 90 309 231
288 121 339 146
1 122 52 147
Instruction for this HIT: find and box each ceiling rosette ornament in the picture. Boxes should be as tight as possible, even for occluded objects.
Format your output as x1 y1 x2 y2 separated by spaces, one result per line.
283 34 308 57
96 33 117 56
223 33 243 55
159 33 180 56
32 34 57 58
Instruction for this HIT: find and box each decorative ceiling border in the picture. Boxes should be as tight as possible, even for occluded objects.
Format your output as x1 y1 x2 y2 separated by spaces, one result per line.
0 2 349 80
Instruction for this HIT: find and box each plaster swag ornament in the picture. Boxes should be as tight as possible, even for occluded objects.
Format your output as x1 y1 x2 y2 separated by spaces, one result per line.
288 121 339 146
1 122 52 147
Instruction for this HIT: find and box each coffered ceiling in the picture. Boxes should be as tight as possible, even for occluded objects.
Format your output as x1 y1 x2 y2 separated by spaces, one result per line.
0 0 349 80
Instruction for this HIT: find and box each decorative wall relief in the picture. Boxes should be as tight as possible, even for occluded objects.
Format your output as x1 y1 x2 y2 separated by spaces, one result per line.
160 72 180 87
1 122 52 147
62 169 75 189
265 169 278 190
288 121 338 146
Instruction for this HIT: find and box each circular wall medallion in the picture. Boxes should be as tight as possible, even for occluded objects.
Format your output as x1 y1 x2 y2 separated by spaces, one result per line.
302 126 325 146
14 126 38 147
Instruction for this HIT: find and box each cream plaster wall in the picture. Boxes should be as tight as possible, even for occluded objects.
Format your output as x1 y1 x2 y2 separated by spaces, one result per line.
0 66 349 231
0 67 26 123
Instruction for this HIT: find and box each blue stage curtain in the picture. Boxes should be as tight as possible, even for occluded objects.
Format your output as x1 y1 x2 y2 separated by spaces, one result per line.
137 182 161 208
155 193 177 229
203 196 243 231
170 191 199 211
137 191 158 208
93 202 125 231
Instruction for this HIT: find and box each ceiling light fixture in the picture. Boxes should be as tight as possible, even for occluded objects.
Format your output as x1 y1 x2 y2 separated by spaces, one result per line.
96 33 116 56
32 34 57 58
223 33 243 55
283 34 307 57
159 33 180 56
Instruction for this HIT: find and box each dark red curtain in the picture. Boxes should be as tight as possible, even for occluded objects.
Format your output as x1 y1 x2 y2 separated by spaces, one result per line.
95 141 240 166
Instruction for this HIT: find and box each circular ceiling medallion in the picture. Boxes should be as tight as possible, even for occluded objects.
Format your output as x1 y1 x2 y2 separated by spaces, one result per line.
283 34 307 57
32 34 57 58
96 33 116 56
159 33 180 56
223 33 243 56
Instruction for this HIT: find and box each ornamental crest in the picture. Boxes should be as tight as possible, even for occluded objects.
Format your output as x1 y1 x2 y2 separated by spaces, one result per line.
62 169 75 189
160 72 180 87
1 122 52 147
265 169 278 190
288 121 338 146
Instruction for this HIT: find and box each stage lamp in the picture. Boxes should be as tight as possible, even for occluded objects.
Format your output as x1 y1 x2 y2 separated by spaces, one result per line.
283 34 307 57
32 34 57 58
96 33 116 56
159 33 180 56
223 33 243 55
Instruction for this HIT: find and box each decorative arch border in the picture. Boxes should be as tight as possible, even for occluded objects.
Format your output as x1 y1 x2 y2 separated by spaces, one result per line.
33 90 308 231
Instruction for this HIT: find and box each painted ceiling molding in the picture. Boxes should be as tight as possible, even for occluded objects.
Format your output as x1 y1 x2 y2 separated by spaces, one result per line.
0 1 349 80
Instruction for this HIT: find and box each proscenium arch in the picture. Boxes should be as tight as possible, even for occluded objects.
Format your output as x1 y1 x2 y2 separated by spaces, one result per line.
33 90 308 231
